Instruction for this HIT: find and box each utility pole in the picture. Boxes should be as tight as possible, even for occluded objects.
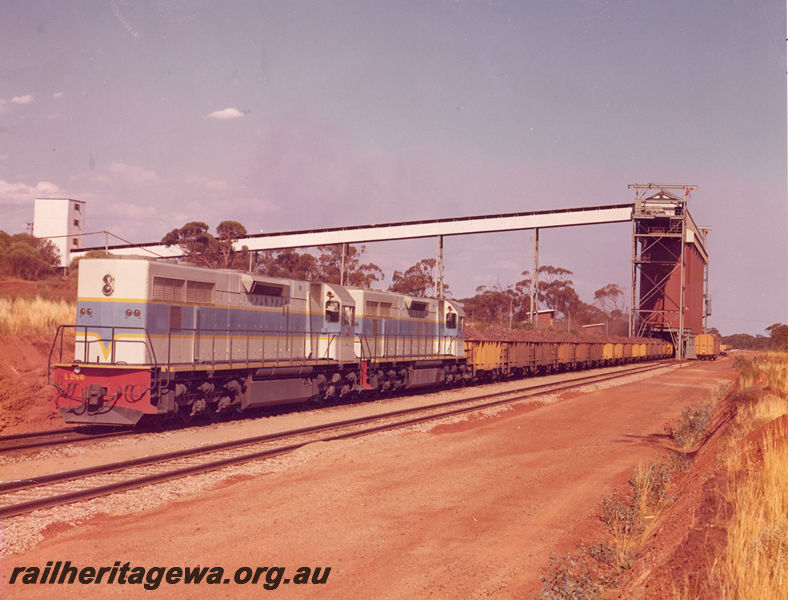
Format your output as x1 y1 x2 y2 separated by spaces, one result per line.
434 235 444 300
530 228 539 325
340 243 347 286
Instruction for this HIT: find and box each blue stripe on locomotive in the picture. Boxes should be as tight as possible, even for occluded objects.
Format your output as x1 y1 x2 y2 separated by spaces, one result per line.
77 300 312 337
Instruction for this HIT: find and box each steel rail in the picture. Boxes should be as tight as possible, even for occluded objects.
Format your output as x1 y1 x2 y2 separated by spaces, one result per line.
0 427 79 443
0 428 134 454
0 361 673 519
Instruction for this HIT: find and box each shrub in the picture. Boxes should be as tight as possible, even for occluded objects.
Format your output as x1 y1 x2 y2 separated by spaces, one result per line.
664 404 713 450
537 551 603 600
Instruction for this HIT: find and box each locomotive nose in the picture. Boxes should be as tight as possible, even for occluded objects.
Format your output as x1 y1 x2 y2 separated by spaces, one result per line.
85 383 108 409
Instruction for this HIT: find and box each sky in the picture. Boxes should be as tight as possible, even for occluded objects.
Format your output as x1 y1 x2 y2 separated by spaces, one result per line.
0 0 785 335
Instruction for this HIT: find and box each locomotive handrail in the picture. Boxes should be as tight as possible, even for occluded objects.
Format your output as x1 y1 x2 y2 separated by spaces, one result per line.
355 332 458 361
358 333 373 359
49 324 159 369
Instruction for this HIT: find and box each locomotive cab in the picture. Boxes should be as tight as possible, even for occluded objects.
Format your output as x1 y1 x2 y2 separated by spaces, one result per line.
307 282 356 362
438 299 465 358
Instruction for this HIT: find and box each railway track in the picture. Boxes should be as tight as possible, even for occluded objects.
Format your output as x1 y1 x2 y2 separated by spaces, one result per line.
0 360 673 519
0 427 135 454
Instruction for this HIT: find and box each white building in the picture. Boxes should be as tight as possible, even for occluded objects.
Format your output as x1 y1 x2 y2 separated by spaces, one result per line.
33 198 86 268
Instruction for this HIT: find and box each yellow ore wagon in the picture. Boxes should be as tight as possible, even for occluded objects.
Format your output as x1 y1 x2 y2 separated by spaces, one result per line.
695 333 721 360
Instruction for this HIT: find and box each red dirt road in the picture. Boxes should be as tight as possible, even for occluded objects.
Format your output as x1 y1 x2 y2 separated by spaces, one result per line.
1 360 737 599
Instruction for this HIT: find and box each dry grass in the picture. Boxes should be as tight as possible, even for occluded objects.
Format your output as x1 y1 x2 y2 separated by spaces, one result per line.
718 424 788 600
735 353 788 398
748 394 788 431
712 352 788 600
759 353 788 397
595 460 674 578
0 296 75 336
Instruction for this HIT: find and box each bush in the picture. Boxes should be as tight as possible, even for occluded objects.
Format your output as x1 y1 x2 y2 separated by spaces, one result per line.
537 551 603 600
664 404 713 450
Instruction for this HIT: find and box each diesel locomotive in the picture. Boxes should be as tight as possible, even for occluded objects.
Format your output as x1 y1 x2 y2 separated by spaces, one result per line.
48 258 674 427
49 258 467 426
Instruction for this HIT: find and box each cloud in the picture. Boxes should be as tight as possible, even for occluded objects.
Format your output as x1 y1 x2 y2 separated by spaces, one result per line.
53 92 64 99
207 107 244 120
204 179 232 191
185 175 232 191
11 95 34 105
108 162 160 184
0 179 65 205
95 201 159 220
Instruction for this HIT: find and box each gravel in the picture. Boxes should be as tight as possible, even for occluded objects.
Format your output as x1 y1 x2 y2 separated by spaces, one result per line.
0 362 679 558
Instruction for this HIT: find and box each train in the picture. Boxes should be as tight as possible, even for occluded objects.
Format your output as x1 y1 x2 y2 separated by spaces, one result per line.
694 333 721 360
48 258 673 427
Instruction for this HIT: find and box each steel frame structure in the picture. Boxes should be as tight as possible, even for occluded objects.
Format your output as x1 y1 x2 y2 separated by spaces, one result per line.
628 184 709 359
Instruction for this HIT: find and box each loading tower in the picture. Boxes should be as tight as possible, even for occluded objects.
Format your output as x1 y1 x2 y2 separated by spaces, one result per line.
629 184 710 359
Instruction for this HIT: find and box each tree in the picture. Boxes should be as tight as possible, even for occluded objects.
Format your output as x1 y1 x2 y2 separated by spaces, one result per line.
766 323 788 350
459 283 519 327
315 244 383 288
720 333 770 350
162 221 217 267
389 258 450 297
593 284 626 318
592 283 628 335
458 264 619 330
536 265 581 319
161 221 249 269
512 270 533 321
256 249 320 280
0 232 61 280
215 220 247 269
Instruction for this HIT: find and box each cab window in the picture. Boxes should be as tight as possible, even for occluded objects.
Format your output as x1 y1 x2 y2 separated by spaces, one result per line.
445 312 457 329
342 306 355 326
325 300 340 323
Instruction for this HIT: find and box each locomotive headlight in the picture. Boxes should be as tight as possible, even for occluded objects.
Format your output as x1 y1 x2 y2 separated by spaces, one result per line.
125 309 132 316
73 366 81 374
102 274 114 296
87 308 93 316
133 309 141 317
79 308 86 315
